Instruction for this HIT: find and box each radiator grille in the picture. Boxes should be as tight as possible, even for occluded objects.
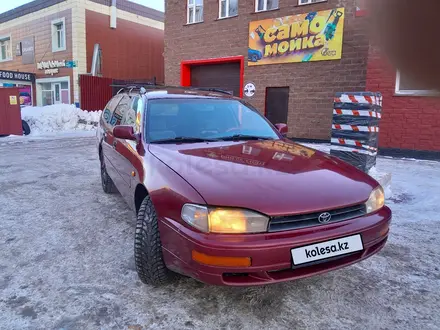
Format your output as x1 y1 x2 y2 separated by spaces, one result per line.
268 204 366 232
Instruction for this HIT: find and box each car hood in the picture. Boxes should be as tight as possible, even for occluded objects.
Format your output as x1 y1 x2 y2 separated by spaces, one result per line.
148 140 378 216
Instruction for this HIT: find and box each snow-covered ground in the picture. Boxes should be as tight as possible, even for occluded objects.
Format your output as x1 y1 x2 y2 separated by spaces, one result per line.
0 136 439 329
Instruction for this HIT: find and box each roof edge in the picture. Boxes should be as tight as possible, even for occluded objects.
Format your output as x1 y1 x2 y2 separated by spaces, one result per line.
0 0 164 25
0 0 67 25
89 0 164 22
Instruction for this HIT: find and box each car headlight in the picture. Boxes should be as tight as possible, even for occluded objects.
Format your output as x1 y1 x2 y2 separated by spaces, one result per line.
181 204 269 234
365 186 385 214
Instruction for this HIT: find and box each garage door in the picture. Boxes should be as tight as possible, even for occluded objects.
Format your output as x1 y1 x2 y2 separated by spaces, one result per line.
190 63 240 96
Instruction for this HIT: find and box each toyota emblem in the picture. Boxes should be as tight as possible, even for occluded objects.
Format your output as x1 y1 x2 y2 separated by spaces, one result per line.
318 212 332 224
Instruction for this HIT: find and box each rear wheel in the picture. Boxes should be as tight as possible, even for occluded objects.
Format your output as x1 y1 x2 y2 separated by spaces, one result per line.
134 196 175 286
100 150 116 194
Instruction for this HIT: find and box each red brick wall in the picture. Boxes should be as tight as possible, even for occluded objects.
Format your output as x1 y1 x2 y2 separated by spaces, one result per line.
366 48 440 152
165 0 370 140
85 10 164 82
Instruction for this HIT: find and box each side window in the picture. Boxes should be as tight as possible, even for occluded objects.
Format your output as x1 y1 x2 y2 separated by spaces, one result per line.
112 95 131 129
121 96 139 131
102 94 123 129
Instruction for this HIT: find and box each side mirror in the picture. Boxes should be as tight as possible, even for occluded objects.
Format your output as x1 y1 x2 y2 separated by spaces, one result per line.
275 123 288 136
113 125 136 140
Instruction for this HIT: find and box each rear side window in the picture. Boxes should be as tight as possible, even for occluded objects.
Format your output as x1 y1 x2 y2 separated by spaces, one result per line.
102 95 123 128
111 95 131 129
121 96 141 132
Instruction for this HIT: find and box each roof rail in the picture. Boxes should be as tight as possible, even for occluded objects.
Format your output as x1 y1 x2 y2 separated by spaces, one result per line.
111 77 158 94
110 83 233 96
143 85 233 95
191 87 233 95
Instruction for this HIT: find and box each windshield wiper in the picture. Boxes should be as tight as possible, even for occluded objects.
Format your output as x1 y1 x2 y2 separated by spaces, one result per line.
151 136 220 144
220 134 275 141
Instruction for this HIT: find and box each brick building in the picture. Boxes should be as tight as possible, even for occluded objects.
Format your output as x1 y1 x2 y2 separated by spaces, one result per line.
366 48 440 156
0 0 164 107
165 0 369 140
165 0 440 157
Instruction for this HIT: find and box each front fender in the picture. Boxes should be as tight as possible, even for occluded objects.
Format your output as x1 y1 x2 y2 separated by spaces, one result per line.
143 151 206 224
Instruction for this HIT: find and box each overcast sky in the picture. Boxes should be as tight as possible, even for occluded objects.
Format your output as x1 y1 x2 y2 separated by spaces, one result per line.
0 0 164 14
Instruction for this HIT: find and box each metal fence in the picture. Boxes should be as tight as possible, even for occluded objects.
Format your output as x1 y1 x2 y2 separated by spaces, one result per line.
79 75 113 111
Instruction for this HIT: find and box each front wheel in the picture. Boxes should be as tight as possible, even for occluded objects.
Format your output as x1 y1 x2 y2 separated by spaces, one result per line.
134 196 175 286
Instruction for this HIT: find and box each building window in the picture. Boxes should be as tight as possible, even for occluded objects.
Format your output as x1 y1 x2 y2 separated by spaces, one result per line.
52 18 66 52
219 0 238 19
255 0 278 12
395 71 437 96
298 0 326 5
187 0 203 24
0 36 12 62
37 78 70 106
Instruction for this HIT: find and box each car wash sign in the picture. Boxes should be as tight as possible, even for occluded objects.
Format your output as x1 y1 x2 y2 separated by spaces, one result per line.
248 8 345 66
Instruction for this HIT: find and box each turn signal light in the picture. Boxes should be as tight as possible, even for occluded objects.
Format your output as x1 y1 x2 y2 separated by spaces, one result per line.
379 226 389 237
192 251 251 267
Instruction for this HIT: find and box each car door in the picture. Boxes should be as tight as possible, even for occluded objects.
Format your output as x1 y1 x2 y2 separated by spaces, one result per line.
101 94 124 184
105 95 131 194
113 96 144 208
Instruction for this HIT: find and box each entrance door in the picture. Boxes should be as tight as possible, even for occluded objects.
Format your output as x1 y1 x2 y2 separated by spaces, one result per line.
52 83 61 104
265 87 289 124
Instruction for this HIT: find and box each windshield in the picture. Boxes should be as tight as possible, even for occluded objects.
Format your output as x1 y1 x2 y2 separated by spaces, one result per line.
146 99 279 142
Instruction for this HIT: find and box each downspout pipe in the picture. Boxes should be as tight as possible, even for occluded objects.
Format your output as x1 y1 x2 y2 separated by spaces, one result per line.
110 0 117 29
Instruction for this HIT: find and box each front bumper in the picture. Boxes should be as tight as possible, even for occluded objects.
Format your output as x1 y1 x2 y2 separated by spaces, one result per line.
160 206 392 286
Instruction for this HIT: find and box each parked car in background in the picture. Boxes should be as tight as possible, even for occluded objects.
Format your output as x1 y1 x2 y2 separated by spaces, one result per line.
97 86 391 286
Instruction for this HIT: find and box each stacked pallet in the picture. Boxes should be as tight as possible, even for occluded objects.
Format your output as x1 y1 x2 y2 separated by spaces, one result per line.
330 92 383 172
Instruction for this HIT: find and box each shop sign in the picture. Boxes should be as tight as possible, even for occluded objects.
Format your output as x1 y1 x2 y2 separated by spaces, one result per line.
37 60 68 76
45 68 60 75
21 37 35 65
37 60 66 70
0 70 35 82
248 8 345 66
66 60 78 68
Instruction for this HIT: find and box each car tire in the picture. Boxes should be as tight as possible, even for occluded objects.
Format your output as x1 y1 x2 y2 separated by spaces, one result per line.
22 120 31 136
134 196 175 286
100 150 117 194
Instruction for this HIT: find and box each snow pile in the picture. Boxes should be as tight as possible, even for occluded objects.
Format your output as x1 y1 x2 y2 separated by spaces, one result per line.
21 104 102 135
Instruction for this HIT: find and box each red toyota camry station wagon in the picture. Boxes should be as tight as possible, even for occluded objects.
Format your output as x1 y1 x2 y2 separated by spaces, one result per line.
97 86 391 286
